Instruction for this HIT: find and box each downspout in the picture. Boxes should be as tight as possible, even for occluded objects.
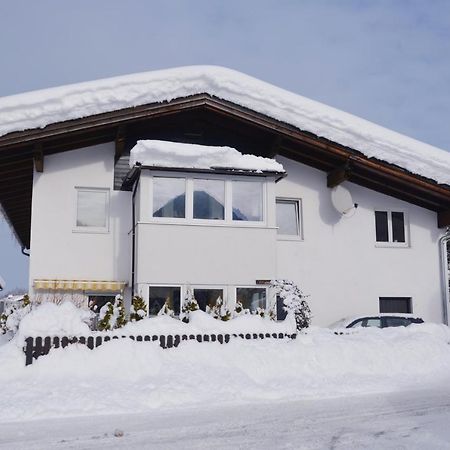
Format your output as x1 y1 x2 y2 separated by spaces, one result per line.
439 227 450 325
131 168 141 298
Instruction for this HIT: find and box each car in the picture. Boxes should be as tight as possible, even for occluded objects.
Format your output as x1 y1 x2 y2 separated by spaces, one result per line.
329 313 424 329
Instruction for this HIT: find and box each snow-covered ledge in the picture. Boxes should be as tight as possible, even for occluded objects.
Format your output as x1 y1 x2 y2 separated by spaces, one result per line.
129 140 285 174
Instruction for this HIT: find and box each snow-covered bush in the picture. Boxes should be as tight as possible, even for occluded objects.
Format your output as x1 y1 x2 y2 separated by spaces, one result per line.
130 296 147 322
0 294 32 335
233 300 248 317
180 289 199 323
158 301 175 318
206 297 231 321
271 280 311 331
98 294 127 331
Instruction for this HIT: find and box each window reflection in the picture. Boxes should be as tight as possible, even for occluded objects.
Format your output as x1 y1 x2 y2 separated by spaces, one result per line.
232 181 263 221
193 179 225 220
153 177 186 218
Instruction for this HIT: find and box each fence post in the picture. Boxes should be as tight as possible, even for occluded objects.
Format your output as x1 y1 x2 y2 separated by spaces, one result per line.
24 337 34 366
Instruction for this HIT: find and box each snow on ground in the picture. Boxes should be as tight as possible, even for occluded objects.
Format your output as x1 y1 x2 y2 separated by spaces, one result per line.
1 387 450 449
0 66 449 184
130 140 285 173
1 319 450 424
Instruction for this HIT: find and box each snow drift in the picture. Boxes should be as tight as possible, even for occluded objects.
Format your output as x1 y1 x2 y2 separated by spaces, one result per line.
1 323 450 422
0 66 449 184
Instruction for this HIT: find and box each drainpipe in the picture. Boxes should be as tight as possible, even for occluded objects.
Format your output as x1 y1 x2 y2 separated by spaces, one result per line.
439 227 450 325
131 168 141 297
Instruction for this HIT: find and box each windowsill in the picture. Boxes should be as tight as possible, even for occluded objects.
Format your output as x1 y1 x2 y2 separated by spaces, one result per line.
72 227 110 234
375 241 409 248
277 234 303 242
138 220 275 230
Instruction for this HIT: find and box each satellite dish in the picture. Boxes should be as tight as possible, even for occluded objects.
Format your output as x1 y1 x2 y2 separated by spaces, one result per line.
331 185 356 216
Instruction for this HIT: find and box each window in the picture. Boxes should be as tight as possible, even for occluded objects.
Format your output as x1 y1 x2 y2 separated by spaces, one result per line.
276 199 301 237
193 179 225 220
193 288 224 312
374 210 407 245
349 318 382 328
153 177 186 218
88 295 115 313
379 297 412 314
149 286 181 316
76 188 109 231
236 287 266 313
232 181 263 222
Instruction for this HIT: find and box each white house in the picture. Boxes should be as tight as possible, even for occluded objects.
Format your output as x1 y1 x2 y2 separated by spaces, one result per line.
0 66 449 326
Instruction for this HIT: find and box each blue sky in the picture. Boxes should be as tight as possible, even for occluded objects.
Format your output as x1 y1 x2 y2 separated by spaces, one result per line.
0 0 449 292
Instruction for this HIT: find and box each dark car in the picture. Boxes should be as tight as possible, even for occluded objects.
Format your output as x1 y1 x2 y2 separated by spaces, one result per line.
330 314 424 329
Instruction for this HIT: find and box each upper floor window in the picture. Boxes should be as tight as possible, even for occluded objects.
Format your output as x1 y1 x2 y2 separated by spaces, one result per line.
75 188 109 232
375 210 407 245
150 173 266 224
153 177 186 218
276 198 302 238
193 179 225 220
232 181 263 222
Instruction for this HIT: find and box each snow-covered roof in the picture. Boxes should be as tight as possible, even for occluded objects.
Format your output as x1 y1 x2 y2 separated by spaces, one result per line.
0 65 449 184
130 140 285 173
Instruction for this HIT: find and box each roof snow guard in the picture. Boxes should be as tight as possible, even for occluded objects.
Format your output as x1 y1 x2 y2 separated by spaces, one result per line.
0 65 450 248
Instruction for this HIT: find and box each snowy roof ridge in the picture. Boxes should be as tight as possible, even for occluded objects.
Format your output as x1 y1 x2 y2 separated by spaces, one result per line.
130 140 285 173
0 65 449 184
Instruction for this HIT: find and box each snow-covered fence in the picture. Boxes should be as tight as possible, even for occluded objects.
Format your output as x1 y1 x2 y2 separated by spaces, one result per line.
23 332 297 366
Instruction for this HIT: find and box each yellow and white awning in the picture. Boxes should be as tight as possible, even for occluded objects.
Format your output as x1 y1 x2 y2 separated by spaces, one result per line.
33 279 127 292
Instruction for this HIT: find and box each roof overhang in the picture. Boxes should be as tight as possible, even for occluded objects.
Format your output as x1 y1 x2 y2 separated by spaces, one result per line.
1 93 450 248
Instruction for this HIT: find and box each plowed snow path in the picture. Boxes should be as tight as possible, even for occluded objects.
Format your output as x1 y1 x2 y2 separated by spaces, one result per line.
1 387 450 449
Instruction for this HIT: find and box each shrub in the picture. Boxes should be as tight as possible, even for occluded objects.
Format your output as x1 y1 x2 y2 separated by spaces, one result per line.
271 280 311 331
130 295 147 322
0 294 32 335
180 289 199 323
98 294 127 331
207 297 231 321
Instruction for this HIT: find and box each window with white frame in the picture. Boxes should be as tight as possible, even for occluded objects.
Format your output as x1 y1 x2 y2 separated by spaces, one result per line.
150 173 266 224
153 177 186 218
193 288 224 312
374 210 407 245
193 179 225 220
75 188 109 231
236 287 266 313
276 198 302 238
149 286 181 316
232 180 263 222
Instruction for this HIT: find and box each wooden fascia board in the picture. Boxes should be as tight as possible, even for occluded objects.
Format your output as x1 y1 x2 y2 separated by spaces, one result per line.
438 210 450 228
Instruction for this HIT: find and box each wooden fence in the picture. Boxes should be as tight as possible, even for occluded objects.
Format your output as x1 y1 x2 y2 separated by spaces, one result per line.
23 332 297 366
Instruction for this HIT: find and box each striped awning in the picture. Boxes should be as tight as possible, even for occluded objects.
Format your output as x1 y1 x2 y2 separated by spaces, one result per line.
33 279 127 292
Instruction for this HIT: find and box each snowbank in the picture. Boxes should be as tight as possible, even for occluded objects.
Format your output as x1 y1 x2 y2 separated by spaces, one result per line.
17 302 92 342
0 323 449 422
130 140 285 173
0 66 449 184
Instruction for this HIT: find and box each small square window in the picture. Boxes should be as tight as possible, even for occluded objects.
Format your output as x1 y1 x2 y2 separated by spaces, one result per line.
276 199 301 237
375 210 407 245
76 188 109 231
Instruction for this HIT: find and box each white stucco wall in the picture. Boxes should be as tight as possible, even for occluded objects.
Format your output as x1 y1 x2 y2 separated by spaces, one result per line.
29 143 132 301
275 156 444 326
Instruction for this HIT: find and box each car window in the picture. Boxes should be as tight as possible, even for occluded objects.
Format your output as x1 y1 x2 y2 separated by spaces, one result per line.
384 317 409 327
364 318 382 328
348 319 365 328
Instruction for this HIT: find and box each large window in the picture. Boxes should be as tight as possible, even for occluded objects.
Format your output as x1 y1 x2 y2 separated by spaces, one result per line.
149 286 181 316
193 288 224 312
236 287 266 313
75 188 109 231
150 174 266 224
379 297 412 314
276 199 301 237
375 210 407 245
153 177 186 218
193 179 225 220
232 181 263 222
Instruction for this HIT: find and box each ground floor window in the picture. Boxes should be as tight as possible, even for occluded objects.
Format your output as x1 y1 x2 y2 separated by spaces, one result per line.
193 288 224 312
149 286 181 316
276 296 288 320
236 287 266 313
379 297 412 314
88 295 116 313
